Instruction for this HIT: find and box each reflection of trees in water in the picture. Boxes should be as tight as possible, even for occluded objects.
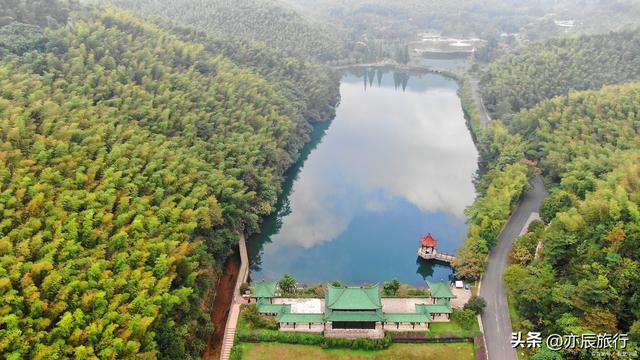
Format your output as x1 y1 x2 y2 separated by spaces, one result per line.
416 257 455 282
247 121 332 273
393 72 410 91
354 68 410 92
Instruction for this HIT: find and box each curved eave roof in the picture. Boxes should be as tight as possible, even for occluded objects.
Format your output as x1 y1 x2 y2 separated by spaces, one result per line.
325 284 382 310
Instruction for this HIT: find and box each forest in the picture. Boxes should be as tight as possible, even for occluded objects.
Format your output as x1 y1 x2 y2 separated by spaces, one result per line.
103 0 349 63
504 84 640 356
482 29 640 117
456 24 640 280
3 0 640 358
453 19 640 356
0 1 339 358
284 0 640 45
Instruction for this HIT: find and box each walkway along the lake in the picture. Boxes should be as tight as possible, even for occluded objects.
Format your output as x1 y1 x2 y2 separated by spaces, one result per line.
219 234 249 360
417 247 457 264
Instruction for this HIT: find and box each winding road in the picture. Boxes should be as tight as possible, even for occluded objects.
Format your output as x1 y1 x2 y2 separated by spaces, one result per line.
469 78 492 126
480 175 547 360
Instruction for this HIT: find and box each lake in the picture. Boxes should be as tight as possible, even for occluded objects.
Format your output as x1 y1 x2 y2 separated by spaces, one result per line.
247 69 478 286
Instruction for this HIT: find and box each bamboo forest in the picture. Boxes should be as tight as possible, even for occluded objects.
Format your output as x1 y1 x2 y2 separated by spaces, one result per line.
1 0 639 359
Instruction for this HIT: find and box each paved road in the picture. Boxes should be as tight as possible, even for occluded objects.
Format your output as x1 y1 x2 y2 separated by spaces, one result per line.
480 175 547 360
469 78 492 126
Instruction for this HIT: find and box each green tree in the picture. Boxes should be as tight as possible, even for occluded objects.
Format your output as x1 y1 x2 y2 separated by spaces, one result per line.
530 347 563 360
278 274 297 294
383 279 401 296
464 295 487 315
451 309 476 330
629 320 640 343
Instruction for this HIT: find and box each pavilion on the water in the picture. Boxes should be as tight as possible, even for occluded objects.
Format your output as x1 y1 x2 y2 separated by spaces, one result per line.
417 233 456 263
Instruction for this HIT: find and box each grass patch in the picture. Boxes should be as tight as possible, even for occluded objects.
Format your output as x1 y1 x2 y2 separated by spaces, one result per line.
507 292 521 331
238 342 475 360
471 281 479 297
426 320 482 338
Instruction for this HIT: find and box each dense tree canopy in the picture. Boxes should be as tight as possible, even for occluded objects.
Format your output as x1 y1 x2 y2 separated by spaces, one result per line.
0 0 75 28
454 121 533 279
482 29 640 116
504 84 640 355
103 0 348 63
285 0 640 44
0 3 338 358
144 20 340 123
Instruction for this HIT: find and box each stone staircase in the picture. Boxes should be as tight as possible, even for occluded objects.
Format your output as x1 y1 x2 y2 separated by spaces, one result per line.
220 234 248 360
220 303 240 360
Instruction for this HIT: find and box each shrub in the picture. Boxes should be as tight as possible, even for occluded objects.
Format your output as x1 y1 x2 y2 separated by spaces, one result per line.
229 339 243 360
278 274 297 294
237 329 392 350
322 334 392 350
383 279 401 296
452 309 477 330
630 320 640 343
464 295 487 315
406 288 429 297
241 305 277 330
529 347 563 360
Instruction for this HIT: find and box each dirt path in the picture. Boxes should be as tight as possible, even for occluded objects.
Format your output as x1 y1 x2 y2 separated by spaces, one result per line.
203 246 241 359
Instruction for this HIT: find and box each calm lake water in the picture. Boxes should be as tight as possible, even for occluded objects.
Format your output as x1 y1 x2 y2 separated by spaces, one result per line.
247 69 478 286
420 54 469 71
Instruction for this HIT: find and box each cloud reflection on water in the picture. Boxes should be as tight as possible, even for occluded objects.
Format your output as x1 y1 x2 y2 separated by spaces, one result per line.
264 73 478 252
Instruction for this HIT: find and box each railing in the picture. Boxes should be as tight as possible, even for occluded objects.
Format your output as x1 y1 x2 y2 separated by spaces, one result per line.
417 248 456 263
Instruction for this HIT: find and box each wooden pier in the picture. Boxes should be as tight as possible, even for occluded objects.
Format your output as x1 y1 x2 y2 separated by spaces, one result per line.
416 233 456 265
417 247 456 264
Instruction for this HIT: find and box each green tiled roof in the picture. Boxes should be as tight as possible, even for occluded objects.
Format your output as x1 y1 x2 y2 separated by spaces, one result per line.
257 302 290 315
416 299 452 315
253 281 278 298
325 284 382 310
426 281 455 298
324 310 384 322
277 313 324 323
384 312 432 323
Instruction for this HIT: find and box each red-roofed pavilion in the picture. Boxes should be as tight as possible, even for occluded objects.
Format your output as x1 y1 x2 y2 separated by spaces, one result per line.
420 233 438 254
420 233 437 247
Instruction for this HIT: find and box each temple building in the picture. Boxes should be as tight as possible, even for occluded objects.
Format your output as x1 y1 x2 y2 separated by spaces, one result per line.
325 284 384 328
251 281 278 303
249 281 457 338
426 281 455 303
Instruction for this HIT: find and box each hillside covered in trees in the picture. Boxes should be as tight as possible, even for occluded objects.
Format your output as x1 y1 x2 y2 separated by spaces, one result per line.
104 0 349 63
504 84 640 354
456 22 640 351
482 29 640 116
285 0 640 43
0 1 339 358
